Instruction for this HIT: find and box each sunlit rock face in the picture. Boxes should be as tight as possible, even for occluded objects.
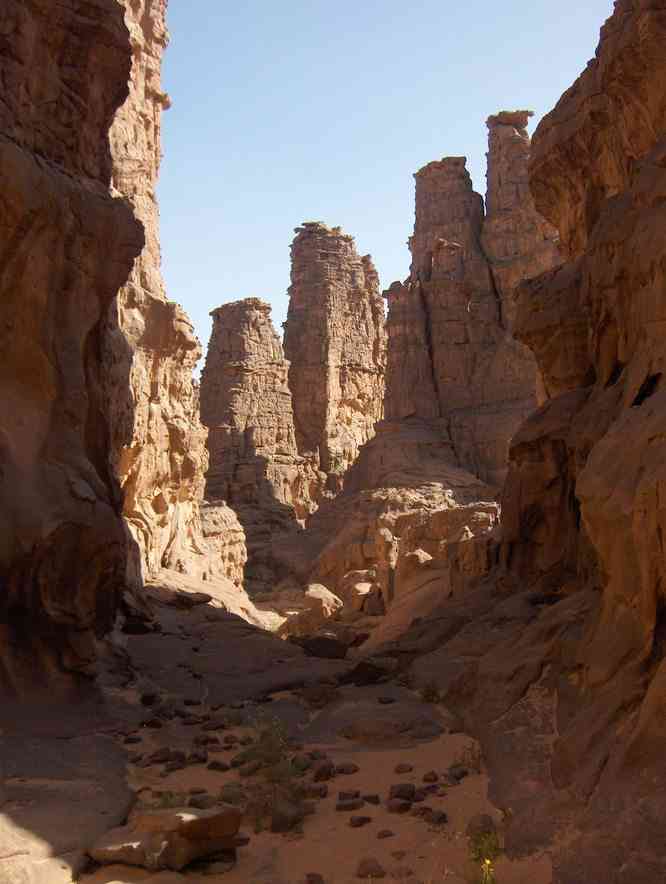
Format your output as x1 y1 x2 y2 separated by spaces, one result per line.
284 222 387 495
0 0 144 687
105 0 214 588
385 115 559 488
276 112 556 634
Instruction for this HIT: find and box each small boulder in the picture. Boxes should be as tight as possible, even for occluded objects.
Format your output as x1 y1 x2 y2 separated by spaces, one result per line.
356 858 386 879
389 784 416 801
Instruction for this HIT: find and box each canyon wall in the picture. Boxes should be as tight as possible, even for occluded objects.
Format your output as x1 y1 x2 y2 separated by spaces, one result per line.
104 0 213 587
386 115 559 487
200 298 319 594
0 0 144 688
390 4 666 881
284 222 387 494
288 112 559 629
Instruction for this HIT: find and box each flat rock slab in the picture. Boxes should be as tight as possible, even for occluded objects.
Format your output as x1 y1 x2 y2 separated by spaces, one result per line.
301 693 445 745
89 806 242 871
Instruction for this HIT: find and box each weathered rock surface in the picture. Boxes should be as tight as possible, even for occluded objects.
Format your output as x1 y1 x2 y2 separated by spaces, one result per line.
284 222 387 494
104 0 214 589
89 806 242 871
281 115 556 639
386 123 559 486
482 111 561 332
0 0 144 687
393 4 666 881
200 298 319 593
282 420 499 642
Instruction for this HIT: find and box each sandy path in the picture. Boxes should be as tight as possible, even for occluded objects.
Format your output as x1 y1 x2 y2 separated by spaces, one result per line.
82 690 552 884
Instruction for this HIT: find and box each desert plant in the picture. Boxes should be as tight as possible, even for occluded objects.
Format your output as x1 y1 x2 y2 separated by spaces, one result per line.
469 831 501 884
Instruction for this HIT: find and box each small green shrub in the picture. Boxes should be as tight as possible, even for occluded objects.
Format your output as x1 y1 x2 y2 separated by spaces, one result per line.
469 831 501 884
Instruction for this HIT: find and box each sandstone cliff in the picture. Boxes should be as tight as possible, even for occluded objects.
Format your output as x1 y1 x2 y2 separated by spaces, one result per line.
284 222 387 494
387 4 666 880
104 0 213 588
201 298 319 594
386 121 559 486
287 113 559 632
0 0 144 688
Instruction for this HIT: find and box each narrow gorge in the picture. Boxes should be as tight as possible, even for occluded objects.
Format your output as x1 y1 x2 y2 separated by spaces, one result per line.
1 1 665 883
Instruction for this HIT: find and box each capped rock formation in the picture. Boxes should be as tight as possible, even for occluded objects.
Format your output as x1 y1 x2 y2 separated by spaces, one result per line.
104 0 213 587
482 110 561 331
0 0 144 687
201 298 319 593
284 222 387 493
386 120 559 486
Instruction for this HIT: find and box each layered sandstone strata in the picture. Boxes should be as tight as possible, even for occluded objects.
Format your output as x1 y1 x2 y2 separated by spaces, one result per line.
482 111 561 330
391 4 666 880
386 125 558 486
284 222 387 493
0 0 144 686
104 0 213 587
282 112 560 637
201 298 319 593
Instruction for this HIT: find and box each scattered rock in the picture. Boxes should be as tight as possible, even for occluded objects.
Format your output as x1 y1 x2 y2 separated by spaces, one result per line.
336 799 365 812
208 760 230 773
335 763 360 775
350 816 372 828
313 760 335 782
377 830 395 839
357 858 386 879
389 784 416 801
387 799 412 814
394 763 413 774
422 771 438 783
363 794 380 805
338 790 361 801
189 794 218 810
188 749 209 765
447 764 468 784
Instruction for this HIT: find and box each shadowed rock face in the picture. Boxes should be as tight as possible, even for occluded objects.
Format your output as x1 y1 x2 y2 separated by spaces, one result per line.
201 298 319 594
497 3 666 877
385 120 560 487
284 222 387 494
0 0 144 689
389 5 666 881
105 0 213 588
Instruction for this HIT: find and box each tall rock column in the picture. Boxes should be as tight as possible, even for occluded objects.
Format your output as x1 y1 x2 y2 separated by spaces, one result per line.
105 0 212 586
201 299 318 594
0 0 144 687
284 222 387 493
482 111 561 330
385 115 559 487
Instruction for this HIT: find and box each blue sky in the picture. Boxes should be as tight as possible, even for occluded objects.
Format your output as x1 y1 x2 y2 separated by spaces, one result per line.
159 0 613 359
